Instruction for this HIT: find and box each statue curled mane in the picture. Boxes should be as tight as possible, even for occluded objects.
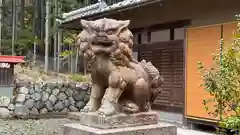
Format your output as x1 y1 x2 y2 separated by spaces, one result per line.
76 18 137 68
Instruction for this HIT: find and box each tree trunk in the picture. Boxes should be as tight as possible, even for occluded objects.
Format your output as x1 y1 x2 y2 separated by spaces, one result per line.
84 57 87 75
70 45 74 73
15 0 20 47
57 1 62 73
44 0 50 73
40 0 45 52
53 0 58 71
0 0 2 55
75 47 79 73
33 0 37 64
20 0 24 30
57 29 62 73
12 0 16 56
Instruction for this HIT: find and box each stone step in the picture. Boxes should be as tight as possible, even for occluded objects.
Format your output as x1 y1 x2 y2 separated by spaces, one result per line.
62 123 178 135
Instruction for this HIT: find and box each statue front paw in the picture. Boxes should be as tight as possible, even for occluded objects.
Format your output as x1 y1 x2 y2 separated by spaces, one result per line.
97 103 116 116
80 105 93 113
80 101 98 113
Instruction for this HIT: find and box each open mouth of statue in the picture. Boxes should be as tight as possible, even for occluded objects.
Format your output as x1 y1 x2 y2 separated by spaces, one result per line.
92 41 113 47
92 37 113 47
91 36 117 53
92 40 113 47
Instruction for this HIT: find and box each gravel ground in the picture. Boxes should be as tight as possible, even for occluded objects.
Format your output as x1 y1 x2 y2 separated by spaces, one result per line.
0 118 74 135
0 118 217 135
177 128 216 135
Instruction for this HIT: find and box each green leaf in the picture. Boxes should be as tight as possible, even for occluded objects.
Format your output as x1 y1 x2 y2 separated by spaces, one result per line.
199 17 240 132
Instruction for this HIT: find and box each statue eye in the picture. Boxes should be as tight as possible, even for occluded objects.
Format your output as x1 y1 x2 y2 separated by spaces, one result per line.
107 29 116 35
93 28 100 33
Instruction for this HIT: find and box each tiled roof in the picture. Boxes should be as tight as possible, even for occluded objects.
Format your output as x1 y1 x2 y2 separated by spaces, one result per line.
62 2 108 19
60 0 159 24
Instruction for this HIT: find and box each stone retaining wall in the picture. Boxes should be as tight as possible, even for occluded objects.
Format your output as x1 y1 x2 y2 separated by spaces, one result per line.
0 81 91 118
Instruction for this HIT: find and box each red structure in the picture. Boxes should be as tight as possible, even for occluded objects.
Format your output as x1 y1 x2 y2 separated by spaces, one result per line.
0 55 25 63
0 55 25 86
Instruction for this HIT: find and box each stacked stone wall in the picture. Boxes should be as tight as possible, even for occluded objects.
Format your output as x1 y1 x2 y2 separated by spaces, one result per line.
0 81 90 118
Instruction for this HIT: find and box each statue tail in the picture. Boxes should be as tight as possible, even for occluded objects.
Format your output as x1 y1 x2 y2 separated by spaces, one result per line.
139 60 164 104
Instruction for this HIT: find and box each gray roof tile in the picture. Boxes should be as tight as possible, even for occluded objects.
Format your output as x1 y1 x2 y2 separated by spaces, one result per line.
60 0 158 24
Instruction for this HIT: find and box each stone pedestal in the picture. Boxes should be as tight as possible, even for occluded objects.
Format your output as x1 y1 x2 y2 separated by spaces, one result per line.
64 111 177 135
68 111 159 129
62 123 177 135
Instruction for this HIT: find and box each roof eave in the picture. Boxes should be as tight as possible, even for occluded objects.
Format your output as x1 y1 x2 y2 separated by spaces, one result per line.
59 0 162 29
62 2 108 19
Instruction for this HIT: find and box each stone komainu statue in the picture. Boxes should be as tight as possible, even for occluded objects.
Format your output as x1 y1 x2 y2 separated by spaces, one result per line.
76 18 164 116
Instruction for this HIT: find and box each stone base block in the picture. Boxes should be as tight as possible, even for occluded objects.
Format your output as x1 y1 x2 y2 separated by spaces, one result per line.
68 111 158 129
62 123 177 135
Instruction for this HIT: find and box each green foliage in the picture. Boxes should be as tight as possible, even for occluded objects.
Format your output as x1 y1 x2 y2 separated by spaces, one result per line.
1 4 39 55
60 0 89 12
59 50 73 57
63 31 78 45
1 0 83 56
220 116 240 131
59 31 78 57
217 105 240 134
69 74 88 82
198 17 240 134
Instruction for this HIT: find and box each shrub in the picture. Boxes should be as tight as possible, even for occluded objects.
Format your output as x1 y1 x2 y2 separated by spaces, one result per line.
198 16 240 134
69 74 88 82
